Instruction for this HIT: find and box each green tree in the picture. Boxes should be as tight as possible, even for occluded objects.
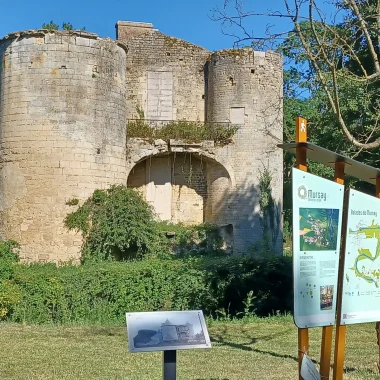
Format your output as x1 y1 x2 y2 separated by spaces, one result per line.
212 0 380 150
42 21 59 30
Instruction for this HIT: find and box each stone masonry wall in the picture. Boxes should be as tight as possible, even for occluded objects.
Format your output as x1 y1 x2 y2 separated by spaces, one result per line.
119 22 283 254
116 22 209 122
127 153 207 225
207 50 283 252
0 30 127 262
0 22 283 261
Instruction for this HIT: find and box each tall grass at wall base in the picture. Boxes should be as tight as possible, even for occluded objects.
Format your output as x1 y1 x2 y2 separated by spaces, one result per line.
0 255 292 325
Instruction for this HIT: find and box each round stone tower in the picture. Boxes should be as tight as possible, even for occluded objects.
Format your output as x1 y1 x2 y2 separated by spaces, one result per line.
206 49 283 253
0 30 127 262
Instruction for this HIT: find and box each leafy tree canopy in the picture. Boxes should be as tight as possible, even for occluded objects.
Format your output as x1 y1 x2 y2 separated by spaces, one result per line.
212 0 380 152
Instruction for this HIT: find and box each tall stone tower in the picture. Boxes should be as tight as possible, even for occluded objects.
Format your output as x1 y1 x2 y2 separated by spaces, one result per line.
206 49 283 252
0 30 127 261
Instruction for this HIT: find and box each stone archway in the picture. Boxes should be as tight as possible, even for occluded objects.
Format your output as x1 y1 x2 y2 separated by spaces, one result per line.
127 152 231 225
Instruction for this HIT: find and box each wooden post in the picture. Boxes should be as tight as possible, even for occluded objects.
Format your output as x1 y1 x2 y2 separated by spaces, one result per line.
319 162 345 379
295 117 309 379
332 165 350 380
295 117 307 171
376 178 380 373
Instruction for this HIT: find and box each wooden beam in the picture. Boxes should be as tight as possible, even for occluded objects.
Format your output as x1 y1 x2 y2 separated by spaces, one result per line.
295 117 307 172
333 174 349 380
295 117 309 379
320 161 345 379
376 178 380 373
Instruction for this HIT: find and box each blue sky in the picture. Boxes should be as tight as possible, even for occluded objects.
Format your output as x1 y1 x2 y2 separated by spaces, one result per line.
0 0 293 51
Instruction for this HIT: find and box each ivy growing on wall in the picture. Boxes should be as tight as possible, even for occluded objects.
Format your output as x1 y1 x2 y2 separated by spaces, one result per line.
64 185 227 262
258 166 281 251
64 186 163 262
127 119 238 146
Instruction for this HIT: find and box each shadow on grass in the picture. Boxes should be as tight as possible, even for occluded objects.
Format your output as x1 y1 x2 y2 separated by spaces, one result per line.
211 336 378 376
212 337 299 361
211 326 294 348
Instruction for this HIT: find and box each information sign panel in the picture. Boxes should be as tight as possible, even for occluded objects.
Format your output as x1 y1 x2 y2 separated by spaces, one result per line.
340 189 380 324
126 310 211 352
292 168 344 328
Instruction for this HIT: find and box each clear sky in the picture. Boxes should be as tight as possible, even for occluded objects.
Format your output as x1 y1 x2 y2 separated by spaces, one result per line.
0 0 293 51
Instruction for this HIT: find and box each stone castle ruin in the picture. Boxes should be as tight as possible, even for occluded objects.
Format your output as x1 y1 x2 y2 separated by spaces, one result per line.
0 21 283 262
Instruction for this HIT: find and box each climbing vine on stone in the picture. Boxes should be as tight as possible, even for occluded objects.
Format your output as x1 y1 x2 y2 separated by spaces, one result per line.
258 166 280 251
64 186 163 262
127 119 238 146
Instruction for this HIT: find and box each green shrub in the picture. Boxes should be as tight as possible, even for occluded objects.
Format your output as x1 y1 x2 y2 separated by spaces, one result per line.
3 255 292 324
127 119 239 146
0 240 20 280
202 255 293 317
64 185 232 262
0 280 21 320
0 240 19 262
155 222 229 257
65 186 165 262
8 259 215 324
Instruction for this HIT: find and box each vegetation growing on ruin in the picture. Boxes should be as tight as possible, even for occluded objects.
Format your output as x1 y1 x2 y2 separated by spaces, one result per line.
0 240 19 264
214 48 253 58
258 166 281 252
65 198 79 206
127 119 238 146
155 221 228 257
41 21 86 31
0 253 292 324
64 186 162 262
64 186 228 262
163 35 195 49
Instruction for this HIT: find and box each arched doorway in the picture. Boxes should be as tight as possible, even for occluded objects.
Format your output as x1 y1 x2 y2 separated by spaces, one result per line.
127 152 231 225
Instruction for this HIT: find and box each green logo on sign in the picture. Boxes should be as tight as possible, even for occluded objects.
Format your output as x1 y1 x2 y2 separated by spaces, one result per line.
298 185 307 200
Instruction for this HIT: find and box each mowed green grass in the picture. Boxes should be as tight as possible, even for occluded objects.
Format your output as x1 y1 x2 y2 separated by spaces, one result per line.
1 318 380 379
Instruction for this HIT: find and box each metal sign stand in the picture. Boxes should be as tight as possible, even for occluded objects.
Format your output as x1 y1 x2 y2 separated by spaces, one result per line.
163 350 176 380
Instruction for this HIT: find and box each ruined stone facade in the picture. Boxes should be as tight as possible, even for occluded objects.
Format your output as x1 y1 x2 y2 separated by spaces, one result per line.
0 21 283 262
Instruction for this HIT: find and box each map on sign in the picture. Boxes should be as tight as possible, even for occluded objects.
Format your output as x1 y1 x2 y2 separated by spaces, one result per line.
341 189 380 325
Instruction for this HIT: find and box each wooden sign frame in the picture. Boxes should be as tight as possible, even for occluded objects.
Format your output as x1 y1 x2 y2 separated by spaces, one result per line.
278 117 380 379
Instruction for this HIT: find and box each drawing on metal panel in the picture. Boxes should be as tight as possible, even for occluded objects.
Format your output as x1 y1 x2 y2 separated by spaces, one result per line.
126 310 211 352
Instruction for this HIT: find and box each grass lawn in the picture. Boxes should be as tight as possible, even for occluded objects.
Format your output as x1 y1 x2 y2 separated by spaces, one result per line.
1 317 380 379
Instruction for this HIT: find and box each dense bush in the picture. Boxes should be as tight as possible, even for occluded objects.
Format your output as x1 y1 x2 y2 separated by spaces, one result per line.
0 255 292 324
65 186 231 262
0 240 19 280
203 256 293 317
65 186 164 262
0 241 21 319
0 240 19 263
155 222 230 257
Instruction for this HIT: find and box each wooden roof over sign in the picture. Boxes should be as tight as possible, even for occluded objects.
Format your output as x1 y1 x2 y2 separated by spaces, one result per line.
277 142 380 185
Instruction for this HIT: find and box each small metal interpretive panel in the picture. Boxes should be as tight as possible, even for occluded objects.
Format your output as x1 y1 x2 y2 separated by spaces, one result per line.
126 310 212 353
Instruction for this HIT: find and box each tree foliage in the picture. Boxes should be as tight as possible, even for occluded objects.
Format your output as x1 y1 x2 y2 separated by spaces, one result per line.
65 186 162 262
212 0 380 151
